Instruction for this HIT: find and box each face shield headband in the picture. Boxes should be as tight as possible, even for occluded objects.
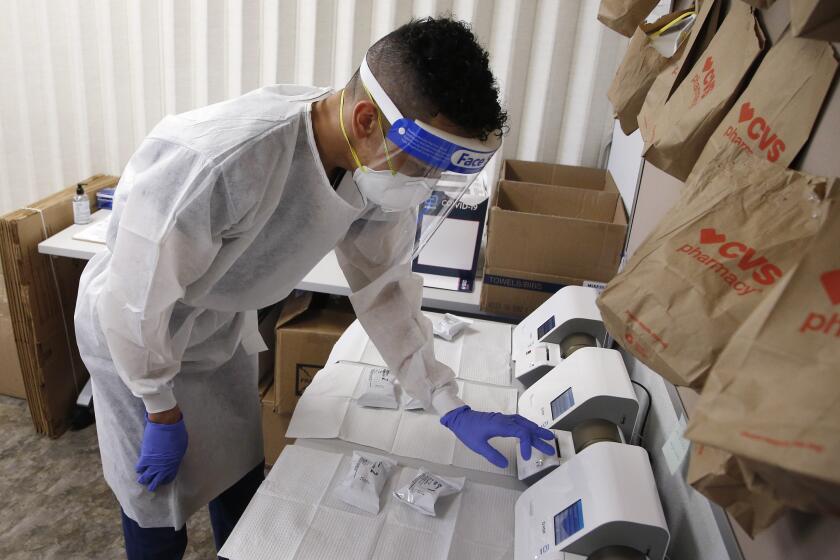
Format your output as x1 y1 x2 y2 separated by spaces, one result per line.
347 54 503 263
358 56 501 177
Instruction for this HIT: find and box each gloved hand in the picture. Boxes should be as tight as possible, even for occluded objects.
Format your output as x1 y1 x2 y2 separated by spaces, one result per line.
440 405 555 468
135 414 188 492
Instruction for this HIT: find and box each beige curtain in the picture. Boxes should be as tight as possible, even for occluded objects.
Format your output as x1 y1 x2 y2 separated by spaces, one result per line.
0 0 626 214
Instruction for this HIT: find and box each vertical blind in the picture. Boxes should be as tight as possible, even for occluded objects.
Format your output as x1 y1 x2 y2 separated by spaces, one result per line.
0 0 626 214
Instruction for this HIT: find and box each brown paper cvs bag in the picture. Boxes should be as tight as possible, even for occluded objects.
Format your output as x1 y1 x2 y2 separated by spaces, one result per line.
642 2 765 181
638 0 723 142
608 10 696 135
686 180 840 516
598 0 660 37
791 0 840 42
596 148 834 390
740 0 776 8
691 33 837 176
687 443 788 537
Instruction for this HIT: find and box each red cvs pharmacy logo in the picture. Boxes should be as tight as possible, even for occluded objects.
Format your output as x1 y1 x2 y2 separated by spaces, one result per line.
675 228 783 296
799 270 840 337
690 57 716 108
723 102 787 163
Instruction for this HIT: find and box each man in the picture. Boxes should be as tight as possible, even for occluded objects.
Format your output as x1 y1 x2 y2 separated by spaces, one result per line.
75 17 554 558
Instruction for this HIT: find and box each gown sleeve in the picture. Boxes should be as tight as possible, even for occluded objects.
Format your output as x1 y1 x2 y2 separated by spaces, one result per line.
97 138 231 413
335 209 466 415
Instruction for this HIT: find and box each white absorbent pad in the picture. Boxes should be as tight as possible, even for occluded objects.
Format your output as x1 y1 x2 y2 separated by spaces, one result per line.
286 362 520 476
327 313 513 387
219 445 519 560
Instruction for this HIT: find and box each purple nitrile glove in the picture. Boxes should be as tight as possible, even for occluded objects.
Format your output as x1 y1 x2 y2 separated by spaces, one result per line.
135 414 188 492
440 405 555 468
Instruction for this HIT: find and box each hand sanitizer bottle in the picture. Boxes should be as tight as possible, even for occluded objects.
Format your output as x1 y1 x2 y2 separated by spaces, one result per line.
73 183 91 225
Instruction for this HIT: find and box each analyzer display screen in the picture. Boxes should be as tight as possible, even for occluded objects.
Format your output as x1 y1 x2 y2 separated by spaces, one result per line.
550 388 575 420
554 499 584 545
537 316 556 341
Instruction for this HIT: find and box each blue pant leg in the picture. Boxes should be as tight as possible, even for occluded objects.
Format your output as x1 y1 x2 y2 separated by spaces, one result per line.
208 461 265 555
121 509 187 560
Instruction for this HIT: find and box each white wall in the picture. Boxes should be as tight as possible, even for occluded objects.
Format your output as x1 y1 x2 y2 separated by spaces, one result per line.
0 0 627 214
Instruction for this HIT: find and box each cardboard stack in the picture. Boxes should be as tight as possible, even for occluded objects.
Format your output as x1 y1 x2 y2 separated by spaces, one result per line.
262 291 356 465
0 268 26 399
260 377 293 467
481 160 628 318
257 303 283 388
0 175 119 437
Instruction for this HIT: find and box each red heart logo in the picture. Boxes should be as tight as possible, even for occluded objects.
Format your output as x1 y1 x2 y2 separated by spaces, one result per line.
820 270 840 305
700 228 726 245
703 56 713 72
739 102 755 124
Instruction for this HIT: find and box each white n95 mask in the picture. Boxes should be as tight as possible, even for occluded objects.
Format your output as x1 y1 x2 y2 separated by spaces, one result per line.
353 168 433 212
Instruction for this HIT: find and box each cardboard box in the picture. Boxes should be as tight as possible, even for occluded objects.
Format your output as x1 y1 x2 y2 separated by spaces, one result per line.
261 381 293 466
0 175 119 436
273 291 356 413
503 159 620 192
495 179 619 223
0 268 25 399
257 302 283 387
481 161 627 318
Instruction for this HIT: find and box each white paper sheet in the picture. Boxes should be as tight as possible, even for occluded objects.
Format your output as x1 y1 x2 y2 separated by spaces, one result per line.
298 504 385 559
458 322 513 385
391 411 456 465
219 494 317 560
286 363 519 475
71 216 111 244
341 404 402 451
460 382 518 415
220 446 520 560
447 479 520 560
286 395 349 439
327 315 511 386
261 445 343 504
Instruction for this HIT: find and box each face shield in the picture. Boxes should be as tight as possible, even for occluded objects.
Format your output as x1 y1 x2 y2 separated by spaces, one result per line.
345 55 501 261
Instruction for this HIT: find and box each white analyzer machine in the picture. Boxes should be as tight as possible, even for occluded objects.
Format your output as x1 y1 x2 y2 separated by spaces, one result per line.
518 347 638 440
515 442 669 560
513 435 670 559
514 346 640 485
512 286 607 385
511 286 669 559
513 286 640 484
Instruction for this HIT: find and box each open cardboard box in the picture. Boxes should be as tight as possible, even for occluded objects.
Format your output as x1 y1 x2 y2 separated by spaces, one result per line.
503 159 619 189
481 160 627 318
495 178 619 222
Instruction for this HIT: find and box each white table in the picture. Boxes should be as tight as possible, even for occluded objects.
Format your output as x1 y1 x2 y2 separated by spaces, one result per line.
220 440 522 560
222 316 525 560
37 210 488 315
37 209 112 260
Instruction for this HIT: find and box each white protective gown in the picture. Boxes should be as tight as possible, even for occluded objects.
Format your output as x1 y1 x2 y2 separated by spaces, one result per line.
74 85 464 529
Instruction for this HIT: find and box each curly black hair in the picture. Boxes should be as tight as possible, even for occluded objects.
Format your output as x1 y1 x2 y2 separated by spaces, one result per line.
360 17 507 142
